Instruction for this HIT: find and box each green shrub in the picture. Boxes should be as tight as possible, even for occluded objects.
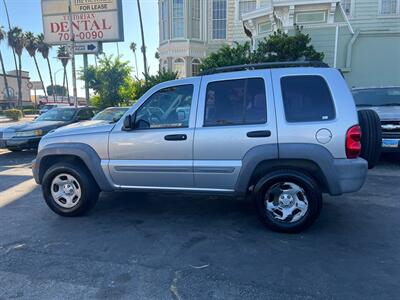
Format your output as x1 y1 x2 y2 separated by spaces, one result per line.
23 109 39 115
4 109 23 121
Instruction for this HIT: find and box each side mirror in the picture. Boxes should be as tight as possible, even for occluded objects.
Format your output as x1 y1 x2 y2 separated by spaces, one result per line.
122 115 133 131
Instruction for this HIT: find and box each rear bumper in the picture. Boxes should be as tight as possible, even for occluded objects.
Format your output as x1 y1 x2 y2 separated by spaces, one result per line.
330 158 368 195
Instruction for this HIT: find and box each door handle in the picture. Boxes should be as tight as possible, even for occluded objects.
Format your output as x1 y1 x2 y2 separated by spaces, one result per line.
247 130 271 138
164 134 187 141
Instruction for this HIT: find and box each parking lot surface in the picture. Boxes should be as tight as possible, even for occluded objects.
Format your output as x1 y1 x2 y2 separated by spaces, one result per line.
0 149 399 299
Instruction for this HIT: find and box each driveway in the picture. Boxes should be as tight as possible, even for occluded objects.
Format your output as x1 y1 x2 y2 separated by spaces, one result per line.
0 149 399 299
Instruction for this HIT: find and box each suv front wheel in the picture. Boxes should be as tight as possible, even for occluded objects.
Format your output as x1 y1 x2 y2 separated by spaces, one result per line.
42 162 100 217
253 169 322 233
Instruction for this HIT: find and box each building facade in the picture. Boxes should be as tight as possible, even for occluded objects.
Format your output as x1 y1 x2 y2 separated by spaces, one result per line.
158 0 400 87
0 70 32 109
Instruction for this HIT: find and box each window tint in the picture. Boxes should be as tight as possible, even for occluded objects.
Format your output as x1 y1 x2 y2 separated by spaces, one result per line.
281 76 335 122
135 85 193 129
204 78 267 126
76 109 93 120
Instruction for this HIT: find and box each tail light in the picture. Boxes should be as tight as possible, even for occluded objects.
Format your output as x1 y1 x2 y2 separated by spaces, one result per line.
346 125 361 159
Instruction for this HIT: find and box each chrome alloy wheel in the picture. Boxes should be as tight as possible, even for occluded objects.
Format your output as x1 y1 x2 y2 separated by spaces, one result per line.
264 182 309 223
50 173 82 209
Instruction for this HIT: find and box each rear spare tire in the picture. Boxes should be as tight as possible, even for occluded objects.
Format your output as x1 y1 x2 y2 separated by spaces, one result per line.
358 109 382 169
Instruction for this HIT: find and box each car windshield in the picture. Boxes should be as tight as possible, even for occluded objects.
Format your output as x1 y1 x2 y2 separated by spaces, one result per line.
36 108 76 122
92 108 129 122
353 88 400 106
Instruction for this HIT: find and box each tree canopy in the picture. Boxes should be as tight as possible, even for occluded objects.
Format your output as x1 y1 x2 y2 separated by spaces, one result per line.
79 55 132 109
200 29 324 72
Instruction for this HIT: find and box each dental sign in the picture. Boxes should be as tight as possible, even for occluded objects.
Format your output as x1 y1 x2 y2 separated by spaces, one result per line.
41 0 124 45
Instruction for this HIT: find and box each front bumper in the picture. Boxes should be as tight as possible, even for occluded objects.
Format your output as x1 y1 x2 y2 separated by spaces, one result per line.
331 158 368 195
5 136 42 150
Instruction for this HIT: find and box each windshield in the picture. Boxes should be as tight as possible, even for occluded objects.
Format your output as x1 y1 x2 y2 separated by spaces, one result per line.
353 88 400 106
92 108 129 122
36 108 76 122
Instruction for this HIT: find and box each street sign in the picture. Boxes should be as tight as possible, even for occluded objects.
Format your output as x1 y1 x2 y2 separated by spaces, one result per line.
74 42 99 54
30 81 44 90
41 0 124 45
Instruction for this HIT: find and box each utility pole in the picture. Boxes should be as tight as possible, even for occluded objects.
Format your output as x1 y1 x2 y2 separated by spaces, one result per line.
68 0 78 108
83 53 89 103
137 0 148 76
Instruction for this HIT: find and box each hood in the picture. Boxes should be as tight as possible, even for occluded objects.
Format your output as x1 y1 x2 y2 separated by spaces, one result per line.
45 120 115 138
358 106 400 121
7 121 68 132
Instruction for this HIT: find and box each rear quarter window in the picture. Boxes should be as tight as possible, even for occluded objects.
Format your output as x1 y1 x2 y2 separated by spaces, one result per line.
280 75 335 122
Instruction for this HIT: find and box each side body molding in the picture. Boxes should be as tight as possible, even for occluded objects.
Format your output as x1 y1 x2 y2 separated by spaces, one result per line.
34 143 114 192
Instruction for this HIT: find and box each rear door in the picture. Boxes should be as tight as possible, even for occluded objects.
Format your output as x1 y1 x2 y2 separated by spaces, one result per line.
193 70 278 191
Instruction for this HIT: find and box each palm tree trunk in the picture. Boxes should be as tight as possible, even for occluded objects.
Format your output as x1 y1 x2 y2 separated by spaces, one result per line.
46 58 56 101
62 68 66 103
2 0 19 81
65 71 70 104
137 0 148 76
0 50 11 100
134 52 139 77
17 54 23 109
33 56 47 98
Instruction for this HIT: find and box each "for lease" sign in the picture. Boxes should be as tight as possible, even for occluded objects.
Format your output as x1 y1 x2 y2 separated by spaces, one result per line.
41 0 124 45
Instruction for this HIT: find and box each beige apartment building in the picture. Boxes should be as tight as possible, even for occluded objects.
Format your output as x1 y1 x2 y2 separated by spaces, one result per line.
158 0 400 87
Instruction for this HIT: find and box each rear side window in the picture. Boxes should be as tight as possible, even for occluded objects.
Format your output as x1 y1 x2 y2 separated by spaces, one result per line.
281 75 335 122
204 78 267 126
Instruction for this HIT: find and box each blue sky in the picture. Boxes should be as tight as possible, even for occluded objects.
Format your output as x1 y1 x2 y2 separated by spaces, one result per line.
0 0 159 97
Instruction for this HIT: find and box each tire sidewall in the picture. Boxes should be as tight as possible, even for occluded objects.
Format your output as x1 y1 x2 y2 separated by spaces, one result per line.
254 170 322 233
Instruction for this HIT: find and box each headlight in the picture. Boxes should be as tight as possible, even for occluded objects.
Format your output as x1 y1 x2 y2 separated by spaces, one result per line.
15 130 44 137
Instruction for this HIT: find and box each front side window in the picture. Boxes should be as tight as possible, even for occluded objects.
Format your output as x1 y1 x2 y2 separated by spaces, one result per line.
380 0 398 15
212 0 227 39
135 85 194 129
172 0 184 38
281 76 335 123
204 78 267 126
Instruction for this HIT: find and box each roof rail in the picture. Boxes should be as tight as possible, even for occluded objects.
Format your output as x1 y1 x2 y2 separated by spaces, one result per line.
199 61 329 76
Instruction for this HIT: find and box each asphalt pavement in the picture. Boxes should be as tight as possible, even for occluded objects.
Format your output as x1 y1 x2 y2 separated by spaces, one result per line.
0 149 399 299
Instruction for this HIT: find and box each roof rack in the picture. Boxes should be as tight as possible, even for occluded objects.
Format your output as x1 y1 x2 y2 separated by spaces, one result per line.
199 61 329 76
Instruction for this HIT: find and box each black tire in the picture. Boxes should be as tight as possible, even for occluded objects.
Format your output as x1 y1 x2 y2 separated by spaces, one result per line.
253 169 322 233
358 109 382 169
42 162 100 217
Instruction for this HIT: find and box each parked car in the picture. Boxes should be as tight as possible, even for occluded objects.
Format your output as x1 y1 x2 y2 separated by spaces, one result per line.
92 107 129 123
33 62 379 233
353 87 400 154
1 106 95 151
39 103 70 115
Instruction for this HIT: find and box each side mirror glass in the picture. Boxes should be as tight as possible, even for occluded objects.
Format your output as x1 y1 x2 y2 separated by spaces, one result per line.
122 115 132 131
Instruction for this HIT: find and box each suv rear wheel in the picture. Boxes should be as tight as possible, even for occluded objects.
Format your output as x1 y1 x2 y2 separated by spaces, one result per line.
42 162 100 217
253 169 322 233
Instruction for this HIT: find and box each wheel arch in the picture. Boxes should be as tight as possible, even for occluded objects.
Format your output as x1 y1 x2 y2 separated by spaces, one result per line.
35 143 114 192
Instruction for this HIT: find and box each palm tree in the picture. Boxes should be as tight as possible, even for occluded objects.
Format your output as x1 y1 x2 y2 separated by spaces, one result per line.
57 45 70 103
25 32 47 98
136 0 148 76
37 33 55 101
129 42 139 77
0 26 11 100
7 27 25 109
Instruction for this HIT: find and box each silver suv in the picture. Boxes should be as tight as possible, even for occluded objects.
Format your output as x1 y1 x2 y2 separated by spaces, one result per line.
32 62 368 233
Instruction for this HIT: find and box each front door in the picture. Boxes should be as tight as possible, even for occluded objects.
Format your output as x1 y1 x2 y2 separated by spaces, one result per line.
108 78 200 189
